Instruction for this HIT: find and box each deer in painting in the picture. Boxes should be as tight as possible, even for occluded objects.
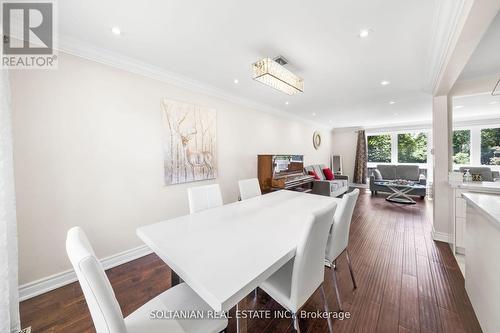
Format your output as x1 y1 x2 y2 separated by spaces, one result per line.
177 127 214 178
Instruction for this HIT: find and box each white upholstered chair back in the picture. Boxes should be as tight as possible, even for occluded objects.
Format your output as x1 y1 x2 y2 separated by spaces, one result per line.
187 184 223 214
238 178 262 200
290 202 336 309
66 227 126 333
326 189 359 262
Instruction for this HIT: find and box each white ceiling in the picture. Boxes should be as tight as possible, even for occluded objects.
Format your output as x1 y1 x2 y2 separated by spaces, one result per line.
460 12 500 80
453 93 500 122
58 0 438 128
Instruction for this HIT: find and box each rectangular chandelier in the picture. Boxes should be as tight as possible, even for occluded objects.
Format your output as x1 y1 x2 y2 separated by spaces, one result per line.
252 58 304 95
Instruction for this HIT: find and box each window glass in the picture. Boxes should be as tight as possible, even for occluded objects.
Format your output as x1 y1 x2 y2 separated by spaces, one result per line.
367 134 391 163
397 133 428 163
480 128 500 165
452 130 470 164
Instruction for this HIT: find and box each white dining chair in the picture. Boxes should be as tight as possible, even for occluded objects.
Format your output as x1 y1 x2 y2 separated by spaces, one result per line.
325 188 359 311
258 203 337 333
66 227 228 333
238 178 262 200
187 184 223 214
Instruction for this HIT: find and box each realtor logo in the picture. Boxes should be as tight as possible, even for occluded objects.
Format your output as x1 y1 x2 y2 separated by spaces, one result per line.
2 0 57 68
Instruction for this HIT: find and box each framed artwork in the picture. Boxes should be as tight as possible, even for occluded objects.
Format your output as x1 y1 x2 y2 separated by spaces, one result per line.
161 98 217 185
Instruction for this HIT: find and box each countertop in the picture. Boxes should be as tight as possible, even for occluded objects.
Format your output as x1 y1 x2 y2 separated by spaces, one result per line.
449 181 500 193
462 192 500 227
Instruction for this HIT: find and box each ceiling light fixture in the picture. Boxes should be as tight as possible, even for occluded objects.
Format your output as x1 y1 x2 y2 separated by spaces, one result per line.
394 112 399 116
252 57 304 95
312 112 316 117
111 26 121 35
359 29 370 38
285 101 289 105
234 79 239 84
389 101 396 105
380 80 390 86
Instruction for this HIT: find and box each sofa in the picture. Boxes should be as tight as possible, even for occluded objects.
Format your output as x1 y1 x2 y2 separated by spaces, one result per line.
304 164 349 197
457 167 500 182
370 164 426 198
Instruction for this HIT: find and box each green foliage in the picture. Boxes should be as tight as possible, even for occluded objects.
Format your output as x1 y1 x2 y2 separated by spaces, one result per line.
453 152 470 165
397 133 428 163
481 128 500 165
367 135 391 163
452 130 470 164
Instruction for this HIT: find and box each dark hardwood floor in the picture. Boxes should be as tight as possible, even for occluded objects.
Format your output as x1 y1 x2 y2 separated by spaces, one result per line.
20 191 482 333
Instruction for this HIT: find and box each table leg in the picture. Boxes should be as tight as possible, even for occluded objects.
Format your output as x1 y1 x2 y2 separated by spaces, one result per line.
236 296 248 333
386 186 416 204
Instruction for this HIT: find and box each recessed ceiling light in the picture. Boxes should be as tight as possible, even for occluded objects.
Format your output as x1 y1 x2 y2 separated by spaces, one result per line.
111 26 121 35
312 112 316 117
233 79 239 84
359 29 370 38
393 112 399 116
389 101 396 105
285 101 289 105
454 105 464 109
489 101 498 105
380 80 390 86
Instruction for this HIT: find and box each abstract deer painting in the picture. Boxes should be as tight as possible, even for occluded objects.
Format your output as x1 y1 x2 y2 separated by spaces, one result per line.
161 98 217 185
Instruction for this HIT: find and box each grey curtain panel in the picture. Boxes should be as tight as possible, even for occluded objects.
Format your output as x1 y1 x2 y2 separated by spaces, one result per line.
353 130 368 184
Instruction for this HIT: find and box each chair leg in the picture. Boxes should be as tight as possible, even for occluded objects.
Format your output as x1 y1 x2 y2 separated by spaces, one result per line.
346 250 357 289
331 264 343 312
320 284 334 333
292 312 301 333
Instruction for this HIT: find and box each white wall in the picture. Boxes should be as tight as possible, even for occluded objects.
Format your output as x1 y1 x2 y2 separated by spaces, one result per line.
330 128 359 181
10 52 331 285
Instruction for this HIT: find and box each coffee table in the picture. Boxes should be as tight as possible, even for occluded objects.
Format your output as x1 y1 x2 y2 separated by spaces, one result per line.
374 181 426 204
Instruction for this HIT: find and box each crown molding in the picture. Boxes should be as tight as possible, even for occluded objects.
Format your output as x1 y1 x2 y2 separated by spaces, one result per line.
425 0 471 94
56 36 329 130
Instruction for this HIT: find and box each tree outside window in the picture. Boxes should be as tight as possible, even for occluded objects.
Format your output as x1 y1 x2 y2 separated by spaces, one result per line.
397 133 428 163
367 134 391 163
453 130 470 164
481 128 500 165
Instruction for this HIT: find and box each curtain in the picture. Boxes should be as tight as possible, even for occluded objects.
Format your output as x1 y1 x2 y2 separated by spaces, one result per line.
353 129 368 184
0 69 20 333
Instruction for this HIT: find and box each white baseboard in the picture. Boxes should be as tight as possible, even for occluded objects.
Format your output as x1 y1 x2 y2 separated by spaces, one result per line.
19 245 152 301
431 226 452 243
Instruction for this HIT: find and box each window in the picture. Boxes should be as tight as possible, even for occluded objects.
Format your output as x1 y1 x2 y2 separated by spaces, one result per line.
481 128 500 165
397 133 428 163
453 130 470 164
367 134 391 163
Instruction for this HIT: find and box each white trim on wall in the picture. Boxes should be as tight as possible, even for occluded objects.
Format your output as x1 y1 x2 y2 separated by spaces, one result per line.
431 225 453 243
18 245 152 301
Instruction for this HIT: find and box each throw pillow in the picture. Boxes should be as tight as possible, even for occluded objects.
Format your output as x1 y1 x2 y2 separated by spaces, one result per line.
373 169 383 180
308 170 320 180
323 168 335 180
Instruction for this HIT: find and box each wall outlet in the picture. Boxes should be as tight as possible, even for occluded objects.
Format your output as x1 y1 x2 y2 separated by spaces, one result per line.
19 327 32 333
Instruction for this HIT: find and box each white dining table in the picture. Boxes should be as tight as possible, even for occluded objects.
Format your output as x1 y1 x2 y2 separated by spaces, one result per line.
137 190 339 332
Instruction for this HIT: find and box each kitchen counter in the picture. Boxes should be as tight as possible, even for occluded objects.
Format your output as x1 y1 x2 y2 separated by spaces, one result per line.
462 192 500 333
449 181 500 193
463 192 500 226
